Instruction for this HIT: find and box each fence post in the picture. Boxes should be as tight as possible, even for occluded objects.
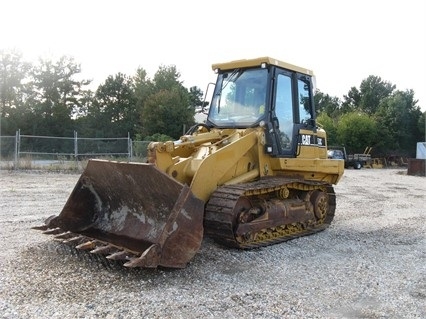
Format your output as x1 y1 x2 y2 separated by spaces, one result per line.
15 130 20 169
74 130 78 160
128 132 132 161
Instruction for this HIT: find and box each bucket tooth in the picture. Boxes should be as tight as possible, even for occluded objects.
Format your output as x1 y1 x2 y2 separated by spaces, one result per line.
62 235 85 244
90 245 116 255
76 240 96 250
43 228 64 235
124 244 161 268
106 250 131 261
32 225 49 231
53 231 73 240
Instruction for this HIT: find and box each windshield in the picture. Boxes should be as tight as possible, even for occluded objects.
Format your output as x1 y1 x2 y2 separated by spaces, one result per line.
208 68 268 127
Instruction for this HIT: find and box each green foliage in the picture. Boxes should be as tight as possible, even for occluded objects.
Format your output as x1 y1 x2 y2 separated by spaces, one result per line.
320 75 422 156
374 90 422 156
1 48 424 158
142 133 174 142
358 75 395 114
314 89 341 118
0 50 30 114
86 73 137 137
336 112 378 153
0 51 91 137
28 56 91 136
316 113 338 146
141 88 194 139
341 86 361 112
133 68 153 116
188 86 207 109
153 65 182 90
0 50 31 134
418 111 425 138
140 65 195 139
341 76 395 116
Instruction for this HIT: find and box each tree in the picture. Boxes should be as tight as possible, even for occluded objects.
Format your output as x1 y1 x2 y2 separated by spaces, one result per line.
341 76 395 116
358 75 395 115
26 56 91 136
140 65 196 139
87 73 137 137
336 111 378 153
418 111 425 139
314 89 341 117
188 86 205 109
0 49 31 134
141 88 194 139
317 112 338 146
133 67 154 134
152 65 182 91
375 90 422 156
341 86 361 113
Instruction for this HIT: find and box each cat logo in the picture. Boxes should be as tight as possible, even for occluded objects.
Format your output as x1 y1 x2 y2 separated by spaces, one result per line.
301 134 312 145
301 134 324 147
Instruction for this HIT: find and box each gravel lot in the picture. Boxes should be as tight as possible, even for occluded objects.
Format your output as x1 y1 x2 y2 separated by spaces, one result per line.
0 168 425 319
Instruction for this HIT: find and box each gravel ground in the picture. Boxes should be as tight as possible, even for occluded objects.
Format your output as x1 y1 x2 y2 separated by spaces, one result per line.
0 168 425 319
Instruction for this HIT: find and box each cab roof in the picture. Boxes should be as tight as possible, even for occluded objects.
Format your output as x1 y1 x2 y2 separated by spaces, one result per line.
211 56 314 76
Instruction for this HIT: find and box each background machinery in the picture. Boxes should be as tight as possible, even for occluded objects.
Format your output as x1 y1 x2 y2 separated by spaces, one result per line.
328 146 372 169
35 57 344 268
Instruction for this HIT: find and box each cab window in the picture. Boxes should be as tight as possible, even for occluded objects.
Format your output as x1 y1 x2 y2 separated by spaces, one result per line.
274 74 294 151
297 78 312 123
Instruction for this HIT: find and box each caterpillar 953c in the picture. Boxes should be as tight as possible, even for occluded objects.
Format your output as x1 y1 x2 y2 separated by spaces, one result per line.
35 57 344 268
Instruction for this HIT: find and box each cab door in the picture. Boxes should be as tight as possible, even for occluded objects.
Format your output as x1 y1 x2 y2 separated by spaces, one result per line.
270 69 317 157
271 70 296 157
293 75 323 158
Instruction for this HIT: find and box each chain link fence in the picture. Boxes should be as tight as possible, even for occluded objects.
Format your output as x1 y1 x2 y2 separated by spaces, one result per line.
0 131 151 170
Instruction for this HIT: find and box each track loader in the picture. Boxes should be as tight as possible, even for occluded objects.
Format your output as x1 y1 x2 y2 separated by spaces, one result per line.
34 57 344 268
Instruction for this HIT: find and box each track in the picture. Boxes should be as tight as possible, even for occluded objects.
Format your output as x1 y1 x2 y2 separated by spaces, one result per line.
204 177 336 249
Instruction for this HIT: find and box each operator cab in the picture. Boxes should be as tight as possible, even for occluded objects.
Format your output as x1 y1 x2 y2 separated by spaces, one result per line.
206 57 318 157
207 67 268 128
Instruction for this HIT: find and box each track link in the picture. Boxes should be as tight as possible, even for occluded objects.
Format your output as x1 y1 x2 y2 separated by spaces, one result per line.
204 177 336 249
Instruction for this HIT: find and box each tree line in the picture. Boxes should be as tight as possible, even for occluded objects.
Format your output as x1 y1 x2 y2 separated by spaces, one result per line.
1 49 425 157
0 50 202 142
315 76 424 156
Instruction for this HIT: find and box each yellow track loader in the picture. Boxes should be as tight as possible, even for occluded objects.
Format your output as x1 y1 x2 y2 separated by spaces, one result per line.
35 57 344 268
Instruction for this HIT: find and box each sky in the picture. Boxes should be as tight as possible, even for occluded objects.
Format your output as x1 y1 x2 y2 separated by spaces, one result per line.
1 0 425 111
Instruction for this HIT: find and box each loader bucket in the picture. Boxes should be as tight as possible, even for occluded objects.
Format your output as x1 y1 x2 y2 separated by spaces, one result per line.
42 159 205 268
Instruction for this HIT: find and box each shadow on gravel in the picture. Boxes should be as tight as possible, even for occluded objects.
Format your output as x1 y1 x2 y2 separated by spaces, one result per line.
14 237 262 284
32 241 179 275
